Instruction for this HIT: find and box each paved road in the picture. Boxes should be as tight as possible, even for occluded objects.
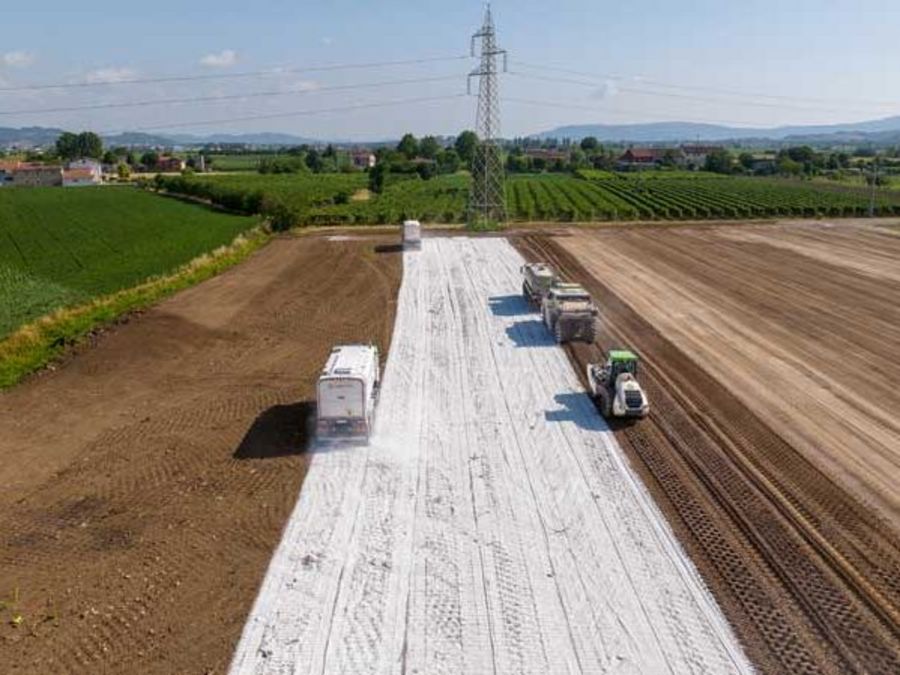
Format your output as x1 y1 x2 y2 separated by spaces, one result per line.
230 237 752 675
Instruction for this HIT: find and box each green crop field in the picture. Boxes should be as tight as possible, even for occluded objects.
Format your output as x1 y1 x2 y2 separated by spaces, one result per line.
0 187 256 338
307 172 900 224
156 170 900 227
206 155 266 171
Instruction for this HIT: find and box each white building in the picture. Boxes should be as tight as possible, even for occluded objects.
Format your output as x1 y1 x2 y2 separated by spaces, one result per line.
67 158 103 182
350 150 376 170
681 146 722 170
63 168 102 187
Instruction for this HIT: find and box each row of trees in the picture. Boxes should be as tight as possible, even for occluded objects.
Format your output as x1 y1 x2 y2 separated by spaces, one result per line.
53 132 187 177
55 132 104 161
506 141 620 174
367 131 481 193
703 146 873 177
369 132 623 189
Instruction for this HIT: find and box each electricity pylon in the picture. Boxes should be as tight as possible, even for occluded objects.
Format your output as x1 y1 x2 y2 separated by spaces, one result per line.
468 4 507 228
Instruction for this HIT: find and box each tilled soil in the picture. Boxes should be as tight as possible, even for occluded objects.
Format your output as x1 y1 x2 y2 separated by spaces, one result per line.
514 223 900 675
0 235 401 674
566 222 900 525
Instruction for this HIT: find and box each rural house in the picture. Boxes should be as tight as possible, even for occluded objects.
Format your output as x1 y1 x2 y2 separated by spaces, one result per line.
67 158 103 182
617 147 685 169
63 168 102 187
350 150 376 169
524 148 569 162
156 156 186 173
0 161 17 187
13 163 64 187
681 145 723 169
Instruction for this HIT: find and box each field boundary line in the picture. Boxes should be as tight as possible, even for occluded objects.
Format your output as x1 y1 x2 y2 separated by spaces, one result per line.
0 226 269 390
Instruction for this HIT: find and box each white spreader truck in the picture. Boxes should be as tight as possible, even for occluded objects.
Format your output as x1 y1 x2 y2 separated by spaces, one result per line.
403 220 422 250
316 344 381 440
521 262 557 307
541 282 598 344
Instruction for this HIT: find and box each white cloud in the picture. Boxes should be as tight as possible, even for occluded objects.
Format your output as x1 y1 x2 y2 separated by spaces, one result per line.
590 79 619 101
84 67 137 84
321 37 334 46
200 49 238 68
279 79 320 94
2 51 35 68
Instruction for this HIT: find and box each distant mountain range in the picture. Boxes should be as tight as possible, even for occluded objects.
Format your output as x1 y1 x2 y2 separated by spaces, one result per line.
166 132 322 146
4 116 900 150
0 127 324 150
531 116 900 145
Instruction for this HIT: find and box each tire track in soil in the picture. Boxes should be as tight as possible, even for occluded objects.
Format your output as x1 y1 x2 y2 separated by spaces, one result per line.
513 232 900 675
0 236 402 675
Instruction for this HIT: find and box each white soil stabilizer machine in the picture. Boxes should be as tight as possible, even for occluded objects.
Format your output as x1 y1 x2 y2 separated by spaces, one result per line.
316 344 381 441
541 282 598 344
402 220 422 250
521 262 557 307
587 350 650 420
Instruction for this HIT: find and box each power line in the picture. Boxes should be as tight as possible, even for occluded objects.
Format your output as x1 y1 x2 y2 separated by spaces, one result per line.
0 74 465 117
0 55 472 93
511 60 900 110
101 93 469 134
507 71 900 117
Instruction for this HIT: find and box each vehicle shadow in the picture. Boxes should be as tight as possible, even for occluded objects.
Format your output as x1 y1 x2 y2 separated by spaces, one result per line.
544 392 608 431
505 320 557 348
374 243 405 254
488 294 533 317
233 401 315 459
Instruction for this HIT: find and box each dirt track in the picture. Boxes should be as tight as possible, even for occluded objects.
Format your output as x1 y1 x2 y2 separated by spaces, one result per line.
0 236 401 674
515 223 900 674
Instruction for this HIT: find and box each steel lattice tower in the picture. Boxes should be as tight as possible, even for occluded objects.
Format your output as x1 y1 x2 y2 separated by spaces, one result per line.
468 4 507 228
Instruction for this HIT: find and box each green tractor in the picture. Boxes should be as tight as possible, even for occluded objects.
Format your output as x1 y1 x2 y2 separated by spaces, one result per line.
587 350 650 419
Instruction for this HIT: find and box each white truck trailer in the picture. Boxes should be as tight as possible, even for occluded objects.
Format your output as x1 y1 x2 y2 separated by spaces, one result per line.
316 344 381 440
403 220 422 250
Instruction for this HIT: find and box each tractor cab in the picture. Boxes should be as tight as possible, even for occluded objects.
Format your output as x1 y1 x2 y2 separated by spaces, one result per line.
605 350 640 382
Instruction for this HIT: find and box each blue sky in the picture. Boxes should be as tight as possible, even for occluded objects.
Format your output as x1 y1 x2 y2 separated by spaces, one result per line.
1 1 899 139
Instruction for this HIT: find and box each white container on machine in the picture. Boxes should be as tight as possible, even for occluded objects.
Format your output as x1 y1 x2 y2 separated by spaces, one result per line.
403 220 422 249
316 344 380 440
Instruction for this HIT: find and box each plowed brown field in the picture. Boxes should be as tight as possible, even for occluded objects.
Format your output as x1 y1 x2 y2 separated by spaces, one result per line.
0 235 401 674
515 221 900 675
566 221 900 524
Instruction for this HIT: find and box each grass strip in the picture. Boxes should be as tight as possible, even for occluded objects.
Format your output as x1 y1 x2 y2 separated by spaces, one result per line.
0 227 270 390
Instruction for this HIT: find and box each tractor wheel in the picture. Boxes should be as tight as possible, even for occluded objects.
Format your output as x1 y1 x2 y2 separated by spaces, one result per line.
596 389 613 419
583 323 596 344
555 321 567 344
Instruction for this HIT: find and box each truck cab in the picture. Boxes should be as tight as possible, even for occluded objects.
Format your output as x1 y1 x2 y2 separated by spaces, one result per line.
521 262 557 306
316 344 381 441
403 220 422 250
